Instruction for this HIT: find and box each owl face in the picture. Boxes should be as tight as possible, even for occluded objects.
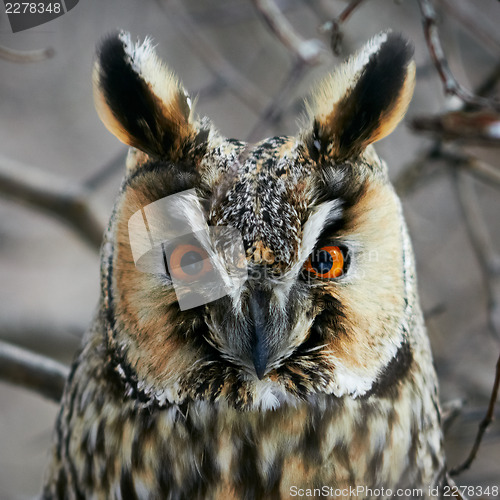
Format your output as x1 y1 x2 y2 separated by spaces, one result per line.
94 31 416 410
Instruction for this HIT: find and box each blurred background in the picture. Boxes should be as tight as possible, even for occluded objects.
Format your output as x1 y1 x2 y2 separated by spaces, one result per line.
0 0 499 498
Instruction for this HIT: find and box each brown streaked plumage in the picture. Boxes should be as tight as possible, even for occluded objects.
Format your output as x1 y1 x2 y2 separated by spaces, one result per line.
42 30 449 499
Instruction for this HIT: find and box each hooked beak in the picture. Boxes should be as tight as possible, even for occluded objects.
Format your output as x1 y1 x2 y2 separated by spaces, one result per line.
248 288 270 379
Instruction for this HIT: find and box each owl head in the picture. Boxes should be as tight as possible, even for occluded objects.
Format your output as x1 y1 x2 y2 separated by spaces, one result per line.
93 31 416 410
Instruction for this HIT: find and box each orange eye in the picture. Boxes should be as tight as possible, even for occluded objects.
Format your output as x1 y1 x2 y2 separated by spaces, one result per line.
168 244 212 282
304 246 344 279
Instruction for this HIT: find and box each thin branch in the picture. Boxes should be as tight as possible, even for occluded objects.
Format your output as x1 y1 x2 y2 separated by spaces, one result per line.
251 0 325 65
0 321 84 355
167 0 306 28
411 110 500 146
319 0 366 55
396 149 500 201
424 302 446 321
417 0 500 111
397 60 500 196
246 60 308 142
444 475 467 500
458 405 500 424
455 172 500 340
155 0 267 112
437 0 500 57
441 398 464 434
0 340 69 403
449 351 500 476
83 148 128 190
471 62 500 104
0 155 104 250
0 44 54 63
393 141 443 197
447 171 500 475
192 77 228 104
443 151 500 189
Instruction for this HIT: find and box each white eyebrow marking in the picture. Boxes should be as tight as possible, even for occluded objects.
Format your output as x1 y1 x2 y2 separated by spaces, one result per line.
284 199 343 280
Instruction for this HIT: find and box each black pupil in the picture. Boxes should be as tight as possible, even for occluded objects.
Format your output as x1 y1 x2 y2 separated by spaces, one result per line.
311 249 334 274
180 250 204 276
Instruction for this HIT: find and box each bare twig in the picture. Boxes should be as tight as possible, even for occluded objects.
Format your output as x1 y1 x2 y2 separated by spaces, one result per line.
0 155 104 250
450 351 500 475
83 148 128 190
397 59 500 196
424 302 446 321
0 321 83 356
457 158 500 189
155 0 267 112
442 399 464 434
458 405 500 423
412 110 500 146
455 172 500 340
251 0 324 65
444 475 468 500
447 171 500 475
471 62 500 104
437 0 500 57
442 150 500 189
396 143 500 199
247 60 308 142
0 340 69 403
0 44 54 63
393 142 443 196
192 77 228 104
417 0 500 111
319 0 366 55
167 0 306 28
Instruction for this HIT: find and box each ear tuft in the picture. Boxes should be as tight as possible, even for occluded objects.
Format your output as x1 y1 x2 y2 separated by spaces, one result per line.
306 32 415 161
93 31 196 159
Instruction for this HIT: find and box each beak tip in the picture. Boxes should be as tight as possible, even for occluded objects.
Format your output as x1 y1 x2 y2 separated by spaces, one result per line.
253 355 268 380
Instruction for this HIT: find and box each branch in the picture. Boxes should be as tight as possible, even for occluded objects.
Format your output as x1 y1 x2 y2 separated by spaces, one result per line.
83 148 128 190
397 61 500 196
0 340 69 403
450 351 500 476
155 0 267 111
441 398 464 434
437 0 500 57
455 172 500 340
0 155 104 250
319 0 366 55
0 44 54 63
411 110 500 146
251 0 324 65
393 142 443 196
167 0 306 29
0 321 83 355
443 151 500 189
444 475 468 500
246 60 308 142
447 171 500 475
417 0 500 111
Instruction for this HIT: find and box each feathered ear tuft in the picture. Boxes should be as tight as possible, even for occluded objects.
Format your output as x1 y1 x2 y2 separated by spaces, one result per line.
305 32 415 161
93 31 196 160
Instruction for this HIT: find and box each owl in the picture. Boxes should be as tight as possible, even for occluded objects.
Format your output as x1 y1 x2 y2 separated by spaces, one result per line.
42 30 448 499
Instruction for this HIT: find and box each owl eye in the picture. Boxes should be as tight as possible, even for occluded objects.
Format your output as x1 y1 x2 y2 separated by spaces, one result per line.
168 243 212 282
304 246 345 279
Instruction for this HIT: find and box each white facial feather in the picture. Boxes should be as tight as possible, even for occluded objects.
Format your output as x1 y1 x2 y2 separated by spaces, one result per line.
287 200 343 280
